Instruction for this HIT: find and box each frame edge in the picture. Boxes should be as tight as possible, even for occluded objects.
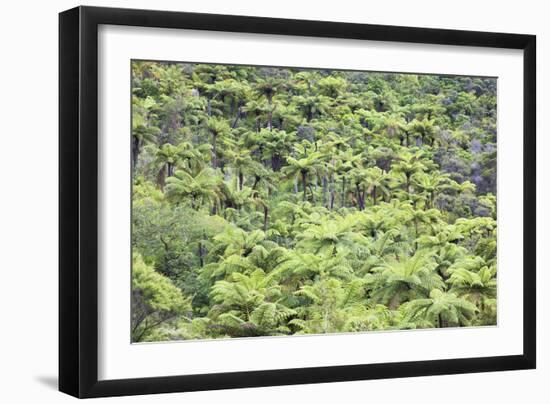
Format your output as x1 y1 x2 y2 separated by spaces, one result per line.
58 5 537 398
522 34 536 369
59 5 81 398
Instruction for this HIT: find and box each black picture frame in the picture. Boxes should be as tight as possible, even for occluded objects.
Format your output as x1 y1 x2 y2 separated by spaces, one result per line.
59 5 536 398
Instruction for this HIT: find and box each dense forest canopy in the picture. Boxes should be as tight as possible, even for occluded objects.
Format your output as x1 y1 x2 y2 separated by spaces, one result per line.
131 61 497 343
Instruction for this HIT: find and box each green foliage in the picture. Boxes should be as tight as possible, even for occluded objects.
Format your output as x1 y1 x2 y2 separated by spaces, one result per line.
209 269 295 337
401 289 478 328
132 253 191 342
131 61 497 342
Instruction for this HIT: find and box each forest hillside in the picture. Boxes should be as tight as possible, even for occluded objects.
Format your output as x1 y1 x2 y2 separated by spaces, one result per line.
131 61 497 342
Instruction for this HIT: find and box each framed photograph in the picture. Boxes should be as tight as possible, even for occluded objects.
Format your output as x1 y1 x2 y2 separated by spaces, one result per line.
59 6 536 398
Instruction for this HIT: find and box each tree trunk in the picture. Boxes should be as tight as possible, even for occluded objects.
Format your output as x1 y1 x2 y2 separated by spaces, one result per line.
267 110 273 131
389 294 401 310
255 113 261 132
212 133 218 169
132 136 140 173
329 174 335 210
372 186 377 205
355 184 364 210
231 104 242 128
198 241 204 267
341 177 346 208
263 206 269 232
308 184 316 204
252 175 262 190
238 171 244 190
312 176 318 204
301 170 308 201
271 154 281 171
322 176 328 207
156 167 166 190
